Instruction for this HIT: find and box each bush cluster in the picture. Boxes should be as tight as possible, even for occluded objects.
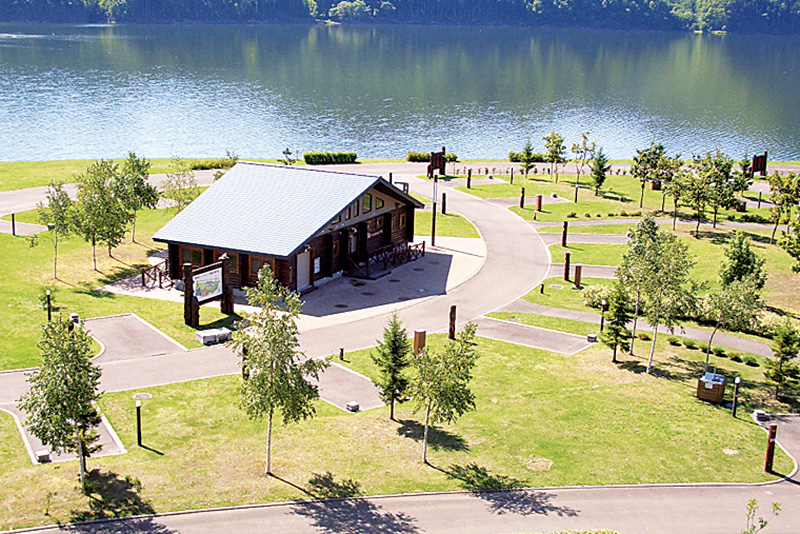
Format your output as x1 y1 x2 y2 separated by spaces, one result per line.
508 151 546 163
582 284 614 308
188 152 239 170
406 152 458 163
303 152 358 165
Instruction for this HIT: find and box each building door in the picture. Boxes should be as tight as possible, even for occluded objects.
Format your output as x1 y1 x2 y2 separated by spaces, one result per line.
297 250 311 290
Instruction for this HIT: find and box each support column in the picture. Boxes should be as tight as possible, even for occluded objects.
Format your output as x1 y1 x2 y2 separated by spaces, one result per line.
183 262 199 327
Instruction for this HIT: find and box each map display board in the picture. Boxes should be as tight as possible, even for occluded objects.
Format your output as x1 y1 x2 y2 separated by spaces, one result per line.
193 267 223 303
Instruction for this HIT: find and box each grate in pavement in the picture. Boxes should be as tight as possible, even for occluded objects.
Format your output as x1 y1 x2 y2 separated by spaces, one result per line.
334 304 348 308
389 279 401 283
413 268 424 271
362 291 375 296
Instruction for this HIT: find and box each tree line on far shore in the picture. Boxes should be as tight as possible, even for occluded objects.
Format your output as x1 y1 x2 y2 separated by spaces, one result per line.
2 0 800 35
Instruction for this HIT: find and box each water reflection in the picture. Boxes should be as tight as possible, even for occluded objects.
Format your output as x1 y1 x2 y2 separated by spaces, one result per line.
0 23 798 161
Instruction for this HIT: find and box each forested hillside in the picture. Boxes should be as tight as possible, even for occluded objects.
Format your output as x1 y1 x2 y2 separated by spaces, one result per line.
0 0 798 34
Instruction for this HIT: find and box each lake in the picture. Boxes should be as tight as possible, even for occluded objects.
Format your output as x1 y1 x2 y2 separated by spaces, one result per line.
1 23 799 162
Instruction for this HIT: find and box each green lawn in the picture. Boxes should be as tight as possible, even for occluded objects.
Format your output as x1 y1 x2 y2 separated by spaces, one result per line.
549 243 626 267
1 334 791 529
414 211 480 238
0 207 231 370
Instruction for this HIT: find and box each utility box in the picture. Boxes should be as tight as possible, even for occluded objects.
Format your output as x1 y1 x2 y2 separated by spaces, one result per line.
697 373 726 403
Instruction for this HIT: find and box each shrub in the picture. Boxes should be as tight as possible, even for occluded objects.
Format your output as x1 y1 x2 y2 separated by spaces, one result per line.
667 336 681 346
303 151 358 165
607 212 616 217
585 213 593 218
619 210 628 217
188 151 239 170
712 347 727 357
631 210 642 217
741 213 768 224
637 332 651 341
697 342 708 352
566 211 578 218
406 152 458 163
596 213 603 217
582 284 614 308
509 151 546 163
744 355 759 367
730 352 743 362
683 339 697 349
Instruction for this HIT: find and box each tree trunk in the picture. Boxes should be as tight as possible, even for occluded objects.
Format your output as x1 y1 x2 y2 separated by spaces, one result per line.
265 409 273 475
713 207 718 229
673 199 678 230
132 213 137 243
771 216 780 244
695 217 701 237
646 325 659 374
390 395 395 421
77 430 86 489
704 322 720 373
612 345 617 363
422 400 432 464
629 293 640 355
53 231 58 279
92 239 97 271
640 185 645 208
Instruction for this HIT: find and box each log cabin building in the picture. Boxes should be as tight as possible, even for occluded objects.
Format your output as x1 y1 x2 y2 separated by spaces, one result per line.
153 161 424 292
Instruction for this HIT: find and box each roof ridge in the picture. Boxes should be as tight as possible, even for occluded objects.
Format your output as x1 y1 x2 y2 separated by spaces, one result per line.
238 160 381 180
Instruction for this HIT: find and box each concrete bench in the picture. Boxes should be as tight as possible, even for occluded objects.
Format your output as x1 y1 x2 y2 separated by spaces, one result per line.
196 327 232 345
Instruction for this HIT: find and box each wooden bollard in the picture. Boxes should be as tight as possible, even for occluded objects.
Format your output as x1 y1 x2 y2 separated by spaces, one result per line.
574 264 583 289
389 172 393 184
765 424 777 472
564 252 571 281
758 191 762 209
414 330 427 354
536 194 543 212
449 305 457 340
520 187 525 209
562 221 569 247
467 169 472 189
510 168 514 185
442 193 447 215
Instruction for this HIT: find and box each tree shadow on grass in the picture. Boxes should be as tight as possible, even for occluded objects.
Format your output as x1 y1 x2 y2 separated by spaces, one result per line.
618 358 697 384
291 498 418 534
68 470 159 525
197 313 242 331
433 462 525 491
307 471 364 499
396 419 469 452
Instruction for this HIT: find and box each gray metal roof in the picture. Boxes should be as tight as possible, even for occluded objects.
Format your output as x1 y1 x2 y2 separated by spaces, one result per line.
153 162 422 259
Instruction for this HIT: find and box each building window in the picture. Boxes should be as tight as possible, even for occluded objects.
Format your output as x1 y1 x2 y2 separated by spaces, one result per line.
332 214 341 225
352 200 359 215
215 251 238 273
376 198 384 210
345 207 351 220
363 194 372 213
400 214 406 227
251 256 273 277
182 247 203 266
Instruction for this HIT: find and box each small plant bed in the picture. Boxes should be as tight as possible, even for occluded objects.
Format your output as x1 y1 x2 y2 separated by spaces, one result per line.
524 277 615 312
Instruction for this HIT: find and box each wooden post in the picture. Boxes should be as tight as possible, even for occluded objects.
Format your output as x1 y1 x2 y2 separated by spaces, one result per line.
220 255 234 315
758 191 762 209
467 169 472 189
449 305 456 340
339 348 344 361
389 172 393 184
183 262 199 327
11 213 15 236
510 168 514 185
442 193 447 215
413 330 426 354
574 264 583 289
562 221 568 247
564 252 571 281
536 194 543 212
431 201 437 247
764 424 777 472
520 187 525 209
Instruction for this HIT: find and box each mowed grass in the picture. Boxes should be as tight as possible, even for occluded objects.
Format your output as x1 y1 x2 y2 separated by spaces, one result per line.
0 207 232 370
549 243 626 267
414 211 480 238
0 334 791 529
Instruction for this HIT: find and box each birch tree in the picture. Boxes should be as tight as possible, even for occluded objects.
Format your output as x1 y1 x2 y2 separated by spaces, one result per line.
115 152 159 242
571 131 596 202
231 266 329 475
37 181 74 279
702 278 760 372
409 323 478 464
543 131 566 183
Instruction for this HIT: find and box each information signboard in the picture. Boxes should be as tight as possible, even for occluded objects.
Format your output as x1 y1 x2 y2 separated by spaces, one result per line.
193 267 223 303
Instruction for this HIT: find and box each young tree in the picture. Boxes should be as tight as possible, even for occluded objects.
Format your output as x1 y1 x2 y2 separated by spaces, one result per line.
114 152 159 242
779 209 800 273
764 321 800 400
741 498 781 534
720 231 767 290
571 131 596 202
664 168 690 230
733 153 753 200
702 278 761 372
18 317 103 488
518 140 536 178
600 282 631 363
616 215 660 356
589 146 611 196
37 181 74 279
767 171 800 244
683 164 712 237
371 312 411 421
630 142 666 208
162 157 199 212
279 147 297 166
73 159 128 269
542 131 566 183
694 150 735 228
641 229 696 374
231 266 329 475
409 322 478 464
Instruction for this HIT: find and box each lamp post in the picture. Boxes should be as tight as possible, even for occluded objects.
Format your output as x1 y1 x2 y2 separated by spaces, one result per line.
600 299 608 332
732 376 741 418
45 289 51 322
431 174 438 247
133 393 152 447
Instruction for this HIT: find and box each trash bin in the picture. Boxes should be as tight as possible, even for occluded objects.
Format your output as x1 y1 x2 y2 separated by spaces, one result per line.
697 372 726 403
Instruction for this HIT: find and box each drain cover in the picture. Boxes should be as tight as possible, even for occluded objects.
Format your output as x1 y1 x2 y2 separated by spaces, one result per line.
549 284 563 289
413 268 424 272
389 279 401 283
362 291 375 296
334 304 348 308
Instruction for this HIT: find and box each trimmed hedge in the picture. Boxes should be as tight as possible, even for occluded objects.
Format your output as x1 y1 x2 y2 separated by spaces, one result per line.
303 152 358 165
509 150 546 163
189 152 239 170
406 152 458 163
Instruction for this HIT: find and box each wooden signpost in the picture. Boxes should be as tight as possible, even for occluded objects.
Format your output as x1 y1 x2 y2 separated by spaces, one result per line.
751 151 768 177
183 255 234 327
427 146 447 178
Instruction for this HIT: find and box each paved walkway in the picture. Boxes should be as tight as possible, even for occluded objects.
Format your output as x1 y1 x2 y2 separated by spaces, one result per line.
472 317 592 355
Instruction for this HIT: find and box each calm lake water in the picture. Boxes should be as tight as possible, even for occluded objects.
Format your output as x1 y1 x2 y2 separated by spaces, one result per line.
1 23 799 162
